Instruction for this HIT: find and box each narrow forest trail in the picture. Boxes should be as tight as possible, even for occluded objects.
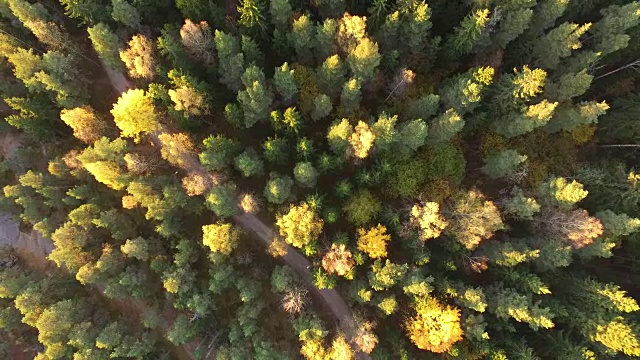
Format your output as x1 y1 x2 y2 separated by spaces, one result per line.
101 63 371 358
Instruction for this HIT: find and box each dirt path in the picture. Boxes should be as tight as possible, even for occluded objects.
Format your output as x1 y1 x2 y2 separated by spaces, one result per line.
102 64 370 357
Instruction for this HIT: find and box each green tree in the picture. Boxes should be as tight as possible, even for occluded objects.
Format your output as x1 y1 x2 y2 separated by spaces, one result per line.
494 6 534 49
426 109 463 145
214 30 245 91
111 0 140 28
206 183 240 218
544 101 609 133
111 89 160 141
327 119 353 156
372 112 397 152
270 0 291 30
444 8 490 57
273 62 298 103
120 237 150 261
398 119 428 153
263 136 289 165
368 259 407 291
344 189 382 226
288 14 314 64
238 0 267 36
311 94 332 121
264 173 294 204
199 134 242 171
314 19 338 61
88 23 124 70
495 100 559 138
404 94 440 120
346 37 381 82
317 55 345 96
545 69 593 102
501 188 541 220
590 2 640 56
294 161 317 188
238 65 273 128
340 78 361 115
234 148 264 177
440 67 494 115
481 149 528 179
528 0 570 35
532 22 591 69
276 202 324 248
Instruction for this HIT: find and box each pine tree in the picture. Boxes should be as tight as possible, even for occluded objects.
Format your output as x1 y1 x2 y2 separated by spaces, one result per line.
481 149 528 179
501 188 541 220
544 101 609 133
238 65 273 128
214 30 245 91
532 22 592 70
426 109 463 145
494 7 534 49
344 190 382 226
294 162 318 188
398 118 428 153
315 19 338 62
111 0 140 28
88 23 124 70
404 94 440 120
590 2 640 56
311 94 332 121
495 100 559 138
528 0 570 35
237 0 267 36
234 148 264 177
264 173 294 204
346 37 381 82
263 136 289 164
340 78 361 115
545 69 593 102
270 0 291 30
444 8 491 58
440 67 494 115
372 112 397 152
317 55 346 96
288 14 314 64
327 119 353 156
273 62 298 103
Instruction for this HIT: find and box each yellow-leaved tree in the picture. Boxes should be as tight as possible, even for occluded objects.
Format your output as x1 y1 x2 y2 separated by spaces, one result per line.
111 89 160 141
405 296 463 353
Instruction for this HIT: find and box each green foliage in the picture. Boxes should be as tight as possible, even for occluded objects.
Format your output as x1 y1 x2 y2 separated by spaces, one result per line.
237 0 267 36
238 65 273 128
273 62 298 103
317 55 346 96
426 109 463 145
445 8 490 57
343 189 382 226
199 134 242 171
502 188 541 220
481 149 527 179
294 162 317 188
544 101 609 134
398 118 428 153
206 183 240 218
264 173 294 204
269 0 291 30
234 148 264 177
87 23 124 70
368 260 408 291
311 94 332 121
327 118 353 156
263 136 289 165
111 0 140 28
346 37 381 82
440 67 494 115
288 14 314 64
372 112 398 152
340 78 361 115
215 30 245 91
404 94 440 121
532 22 591 69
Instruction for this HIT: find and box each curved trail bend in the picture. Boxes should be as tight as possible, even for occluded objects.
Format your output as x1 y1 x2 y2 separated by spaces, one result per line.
102 63 369 358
